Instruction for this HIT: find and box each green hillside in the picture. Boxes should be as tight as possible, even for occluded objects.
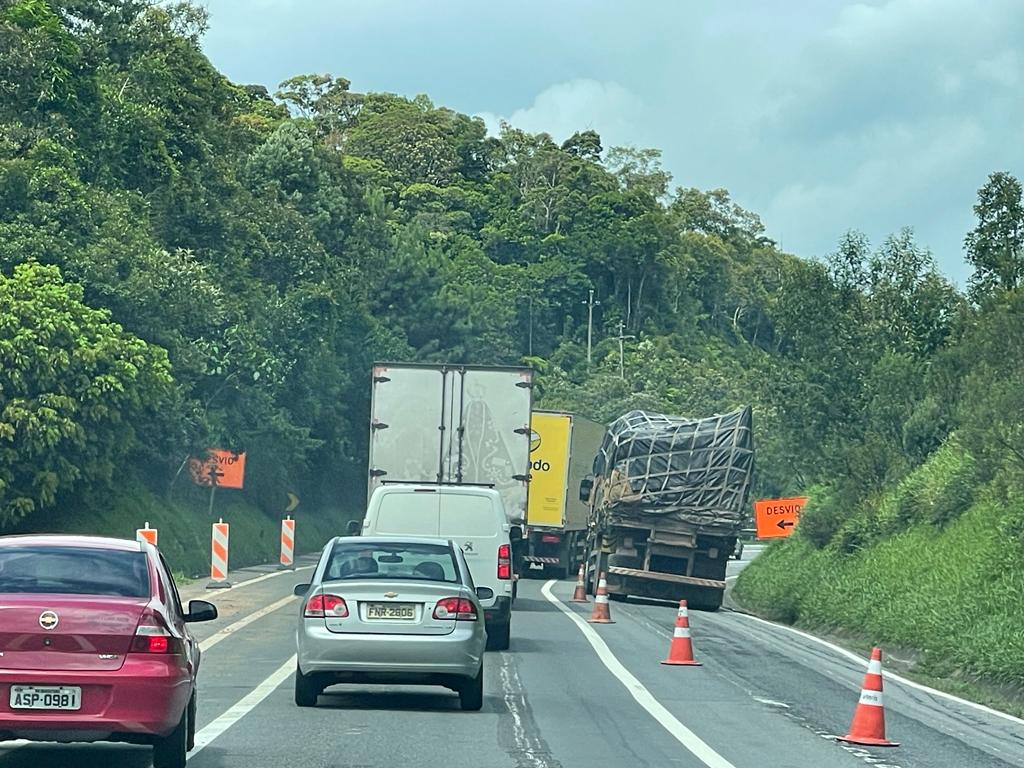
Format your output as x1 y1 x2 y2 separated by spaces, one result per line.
1 0 1023 696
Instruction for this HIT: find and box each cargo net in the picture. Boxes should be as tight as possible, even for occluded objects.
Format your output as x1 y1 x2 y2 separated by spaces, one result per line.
592 406 754 529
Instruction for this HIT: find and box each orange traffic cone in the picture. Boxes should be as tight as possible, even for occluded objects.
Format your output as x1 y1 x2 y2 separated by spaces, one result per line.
588 572 615 623
571 564 589 602
661 600 702 666
837 647 899 747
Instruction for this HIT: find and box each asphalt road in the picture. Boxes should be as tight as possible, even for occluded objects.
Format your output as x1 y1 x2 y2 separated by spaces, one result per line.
3 547 1024 768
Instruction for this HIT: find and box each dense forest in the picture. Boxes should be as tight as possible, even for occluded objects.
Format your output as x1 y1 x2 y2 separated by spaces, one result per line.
2 0 1023 651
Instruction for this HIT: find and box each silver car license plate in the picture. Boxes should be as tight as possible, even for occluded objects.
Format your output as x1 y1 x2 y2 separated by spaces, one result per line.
10 685 82 711
365 603 415 620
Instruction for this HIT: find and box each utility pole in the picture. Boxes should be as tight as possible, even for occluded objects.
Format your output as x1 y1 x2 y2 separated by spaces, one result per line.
616 320 635 381
528 295 533 356
583 289 600 368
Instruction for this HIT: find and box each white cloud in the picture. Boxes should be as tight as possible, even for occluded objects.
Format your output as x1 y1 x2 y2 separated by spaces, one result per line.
475 79 646 148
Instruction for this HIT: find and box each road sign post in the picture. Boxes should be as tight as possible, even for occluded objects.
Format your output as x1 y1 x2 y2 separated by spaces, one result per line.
136 522 158 547
279 516 295 570
207 519 232 589
754 497 809 539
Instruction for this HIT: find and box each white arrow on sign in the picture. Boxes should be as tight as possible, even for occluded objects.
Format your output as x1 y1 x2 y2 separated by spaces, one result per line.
286 493 299 513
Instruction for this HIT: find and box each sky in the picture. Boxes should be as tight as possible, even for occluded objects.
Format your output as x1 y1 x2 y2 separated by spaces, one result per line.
198 0 1024 285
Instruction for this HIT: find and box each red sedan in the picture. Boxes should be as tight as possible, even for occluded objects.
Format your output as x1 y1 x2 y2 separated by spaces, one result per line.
0 535 218 768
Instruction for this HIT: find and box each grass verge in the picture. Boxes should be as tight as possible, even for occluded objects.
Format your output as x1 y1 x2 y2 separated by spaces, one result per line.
11 477 358 578
734 502 1024 718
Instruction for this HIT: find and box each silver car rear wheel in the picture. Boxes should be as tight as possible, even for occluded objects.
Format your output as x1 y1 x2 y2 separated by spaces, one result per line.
294 663 321 707
459 664 484 711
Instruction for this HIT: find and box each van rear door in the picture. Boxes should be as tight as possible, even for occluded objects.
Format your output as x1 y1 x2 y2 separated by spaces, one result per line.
438 494 502 599
370 489 441 536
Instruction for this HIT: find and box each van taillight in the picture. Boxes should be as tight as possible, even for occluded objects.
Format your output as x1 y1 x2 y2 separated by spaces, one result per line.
498 544 511 580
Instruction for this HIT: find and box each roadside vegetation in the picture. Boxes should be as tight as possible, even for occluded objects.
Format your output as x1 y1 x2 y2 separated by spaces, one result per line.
2 0 1024 687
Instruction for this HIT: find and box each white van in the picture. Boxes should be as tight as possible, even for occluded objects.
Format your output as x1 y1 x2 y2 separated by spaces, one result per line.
361 484 513 650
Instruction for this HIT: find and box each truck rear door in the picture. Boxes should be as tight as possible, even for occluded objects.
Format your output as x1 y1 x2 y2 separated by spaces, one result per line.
458 368 533 523
368 365 447 495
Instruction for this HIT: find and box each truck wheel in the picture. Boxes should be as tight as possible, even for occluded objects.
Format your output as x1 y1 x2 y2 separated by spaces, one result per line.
689 591 723 612
486 620 511 651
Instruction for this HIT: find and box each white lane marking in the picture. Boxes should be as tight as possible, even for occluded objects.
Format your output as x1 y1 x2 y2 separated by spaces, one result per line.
732 611 1024 728
541 581 736 768
499 653 547 768
188 654 296 760
214 565 315 592
200 594 297 652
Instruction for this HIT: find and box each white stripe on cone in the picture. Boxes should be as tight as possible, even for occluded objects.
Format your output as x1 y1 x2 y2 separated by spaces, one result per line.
867 660 882 675
858 690 884 707
596 595 609 604
673 627 691 638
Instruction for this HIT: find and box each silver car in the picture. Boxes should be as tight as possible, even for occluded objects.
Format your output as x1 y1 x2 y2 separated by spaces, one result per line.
293 536 489 711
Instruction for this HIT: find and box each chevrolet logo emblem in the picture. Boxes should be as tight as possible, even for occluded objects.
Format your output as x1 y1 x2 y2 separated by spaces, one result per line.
39 611 59 631
384 592 398 599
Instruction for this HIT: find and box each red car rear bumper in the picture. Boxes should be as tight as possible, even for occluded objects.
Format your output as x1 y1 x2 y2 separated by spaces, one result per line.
0 656 191 741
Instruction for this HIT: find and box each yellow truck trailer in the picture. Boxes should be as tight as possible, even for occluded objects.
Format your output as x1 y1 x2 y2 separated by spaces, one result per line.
520 411 604 579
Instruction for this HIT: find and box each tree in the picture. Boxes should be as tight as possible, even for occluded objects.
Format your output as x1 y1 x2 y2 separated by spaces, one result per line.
605 146 671 199
561 130 602 161
0 262 172 524
274 73 362 149
965 172 1024 297
671 188 773 248
867 229 958 357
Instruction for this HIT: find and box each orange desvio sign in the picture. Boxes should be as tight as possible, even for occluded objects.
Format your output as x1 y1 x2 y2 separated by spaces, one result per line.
189 450 246 489
754 496 808 539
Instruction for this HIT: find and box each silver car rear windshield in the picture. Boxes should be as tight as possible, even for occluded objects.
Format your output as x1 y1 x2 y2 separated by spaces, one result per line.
325 542 459 583
0 547 150 597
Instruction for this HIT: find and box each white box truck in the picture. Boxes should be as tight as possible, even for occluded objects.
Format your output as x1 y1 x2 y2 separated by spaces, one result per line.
367 362 534 524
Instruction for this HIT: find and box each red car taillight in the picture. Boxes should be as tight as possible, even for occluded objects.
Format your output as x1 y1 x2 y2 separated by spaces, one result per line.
304 593 348 618
131 608 183 654
432 597 478 621
541 533 561 543
498 543 512 580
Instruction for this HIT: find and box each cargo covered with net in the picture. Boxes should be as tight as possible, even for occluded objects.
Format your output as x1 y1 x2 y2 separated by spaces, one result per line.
591 406 754 533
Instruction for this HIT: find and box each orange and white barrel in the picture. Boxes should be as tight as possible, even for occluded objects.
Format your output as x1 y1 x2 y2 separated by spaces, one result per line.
136 522 158 547
280 516 295 569
207 519 231 589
